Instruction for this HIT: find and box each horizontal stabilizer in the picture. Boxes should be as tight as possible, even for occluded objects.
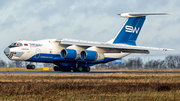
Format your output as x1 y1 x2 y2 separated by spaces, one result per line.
119 13 171 17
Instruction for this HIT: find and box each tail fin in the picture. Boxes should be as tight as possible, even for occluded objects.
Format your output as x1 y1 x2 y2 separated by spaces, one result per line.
109 13 170 46
112 17 145 45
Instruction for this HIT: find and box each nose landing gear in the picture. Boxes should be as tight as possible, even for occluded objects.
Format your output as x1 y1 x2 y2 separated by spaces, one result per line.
26 64 35 69
26 62 35 69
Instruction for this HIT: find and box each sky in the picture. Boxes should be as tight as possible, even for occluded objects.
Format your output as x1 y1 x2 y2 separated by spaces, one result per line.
0 0 180 63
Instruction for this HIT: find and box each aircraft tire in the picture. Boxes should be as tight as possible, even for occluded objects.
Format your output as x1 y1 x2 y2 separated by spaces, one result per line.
26 65 31 69
78 67 83 72
73 67 78 72
83 67 90 72
31 65 35 69
26 65 35 69
53 66 59 71
73 67 83 72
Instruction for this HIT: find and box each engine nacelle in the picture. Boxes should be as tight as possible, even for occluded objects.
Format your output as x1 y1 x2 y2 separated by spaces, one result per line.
60 49 80 60
80 50 104 61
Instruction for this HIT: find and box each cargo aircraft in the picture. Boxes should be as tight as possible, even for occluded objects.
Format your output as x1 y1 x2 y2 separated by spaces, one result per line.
4 13 173 72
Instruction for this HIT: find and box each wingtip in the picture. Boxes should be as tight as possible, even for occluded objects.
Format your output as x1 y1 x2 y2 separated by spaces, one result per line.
164 13 173 15
163 49 174 51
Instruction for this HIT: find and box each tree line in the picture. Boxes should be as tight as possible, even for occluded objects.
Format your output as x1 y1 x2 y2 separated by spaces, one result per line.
0 55 180 69
96 55 180 69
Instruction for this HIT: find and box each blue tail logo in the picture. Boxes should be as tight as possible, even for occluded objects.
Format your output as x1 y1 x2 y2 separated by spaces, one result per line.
125 25 140 34
112 16 146 46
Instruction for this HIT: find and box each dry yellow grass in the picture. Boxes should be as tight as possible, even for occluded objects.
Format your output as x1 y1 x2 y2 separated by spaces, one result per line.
0 73 180 83
0 72 180 100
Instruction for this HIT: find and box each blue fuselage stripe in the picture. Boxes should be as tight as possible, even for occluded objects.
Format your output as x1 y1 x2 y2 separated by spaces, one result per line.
27 53 117 66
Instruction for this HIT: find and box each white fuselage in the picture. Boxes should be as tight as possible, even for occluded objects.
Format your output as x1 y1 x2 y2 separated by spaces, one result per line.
4 39 130 65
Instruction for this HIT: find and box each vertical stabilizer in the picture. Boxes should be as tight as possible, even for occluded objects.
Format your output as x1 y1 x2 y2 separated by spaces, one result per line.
112 17 145 45
108 13 170 46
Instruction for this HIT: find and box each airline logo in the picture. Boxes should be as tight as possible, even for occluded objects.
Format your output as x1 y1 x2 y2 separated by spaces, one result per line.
125 25 140 34
29 43 42 47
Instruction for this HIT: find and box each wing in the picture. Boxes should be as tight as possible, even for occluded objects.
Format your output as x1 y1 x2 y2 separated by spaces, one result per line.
56 39 173 54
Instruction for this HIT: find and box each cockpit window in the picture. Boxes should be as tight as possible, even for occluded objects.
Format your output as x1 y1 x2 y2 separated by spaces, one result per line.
9 42 23 47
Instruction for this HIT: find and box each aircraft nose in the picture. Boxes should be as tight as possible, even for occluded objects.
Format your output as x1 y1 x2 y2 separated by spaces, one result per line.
4 47 14 59
4 47 22 60
4 47 10 56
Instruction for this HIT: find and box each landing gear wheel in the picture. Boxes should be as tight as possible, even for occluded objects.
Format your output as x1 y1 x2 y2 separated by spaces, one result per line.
26 65 35 69
26 65 31 69
53 66 71 72
53 66 59 71
83 67 90 72
31 65 35 69
73 67 83 72
78 67 83 72
73 68 78 72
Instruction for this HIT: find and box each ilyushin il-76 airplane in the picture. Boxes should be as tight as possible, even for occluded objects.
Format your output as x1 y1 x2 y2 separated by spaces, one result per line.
4 13 173 72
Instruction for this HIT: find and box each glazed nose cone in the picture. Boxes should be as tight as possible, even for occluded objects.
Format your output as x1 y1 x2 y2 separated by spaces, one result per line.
4 47 10 56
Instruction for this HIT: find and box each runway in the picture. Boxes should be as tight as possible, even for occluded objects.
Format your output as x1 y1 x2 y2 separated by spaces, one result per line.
1 70 180 75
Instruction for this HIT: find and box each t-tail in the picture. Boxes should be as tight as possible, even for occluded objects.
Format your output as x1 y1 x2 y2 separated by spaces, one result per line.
108 13 170 46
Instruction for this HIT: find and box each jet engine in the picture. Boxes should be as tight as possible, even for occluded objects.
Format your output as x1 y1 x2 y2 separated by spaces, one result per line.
60 49 80 60
80 50 104 61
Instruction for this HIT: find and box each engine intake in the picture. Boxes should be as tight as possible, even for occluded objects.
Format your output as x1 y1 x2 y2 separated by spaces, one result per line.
60 49 80 60
80 50 104 61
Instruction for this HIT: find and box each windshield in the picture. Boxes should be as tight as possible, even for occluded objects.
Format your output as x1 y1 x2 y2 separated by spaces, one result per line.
9 42 23 47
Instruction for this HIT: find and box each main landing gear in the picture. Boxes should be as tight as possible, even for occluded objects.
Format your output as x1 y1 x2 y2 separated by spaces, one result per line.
53 66 71 72
53 66 90 72
73 66 90 72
